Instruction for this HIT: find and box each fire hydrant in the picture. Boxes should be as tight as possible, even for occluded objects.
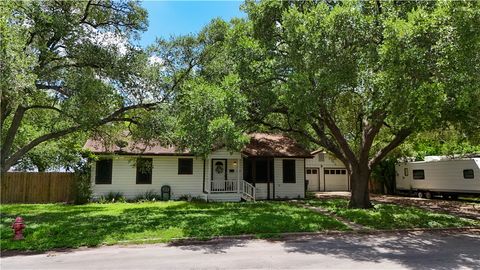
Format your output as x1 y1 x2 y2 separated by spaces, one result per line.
12 217 25 240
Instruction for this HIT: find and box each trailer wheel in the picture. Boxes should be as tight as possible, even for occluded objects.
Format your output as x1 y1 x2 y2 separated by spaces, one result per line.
417 191 424 198
425 191 432 199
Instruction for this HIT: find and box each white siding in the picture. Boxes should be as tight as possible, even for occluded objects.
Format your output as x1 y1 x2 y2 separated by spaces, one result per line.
255 183 268 200
204 148 243 193
305 152 349 191
91 155 206 200
274 158 305 199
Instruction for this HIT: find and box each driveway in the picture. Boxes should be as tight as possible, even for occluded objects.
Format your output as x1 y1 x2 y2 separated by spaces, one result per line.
2 231 480 270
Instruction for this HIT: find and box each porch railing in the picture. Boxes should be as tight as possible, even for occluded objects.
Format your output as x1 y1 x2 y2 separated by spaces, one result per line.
210 180 238 193
241 180 256 201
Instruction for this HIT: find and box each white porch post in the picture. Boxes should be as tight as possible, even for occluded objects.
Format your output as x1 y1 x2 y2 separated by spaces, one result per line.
207 158 211 194
237 158 240 194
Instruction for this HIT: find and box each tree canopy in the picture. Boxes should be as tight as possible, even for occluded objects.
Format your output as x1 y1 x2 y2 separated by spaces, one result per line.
2 0 479 209
158 0 478 208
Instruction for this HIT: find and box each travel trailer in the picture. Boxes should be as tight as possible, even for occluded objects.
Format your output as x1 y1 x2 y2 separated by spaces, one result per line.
395 158 480 199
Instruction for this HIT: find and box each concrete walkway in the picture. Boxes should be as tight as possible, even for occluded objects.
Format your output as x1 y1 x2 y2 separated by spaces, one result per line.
2 231 480 270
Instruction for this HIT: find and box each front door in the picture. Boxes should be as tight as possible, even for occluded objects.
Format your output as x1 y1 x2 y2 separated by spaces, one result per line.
211 159 227 191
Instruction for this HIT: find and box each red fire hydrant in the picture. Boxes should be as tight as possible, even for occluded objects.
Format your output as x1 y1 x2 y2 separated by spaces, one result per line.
12 216 25 240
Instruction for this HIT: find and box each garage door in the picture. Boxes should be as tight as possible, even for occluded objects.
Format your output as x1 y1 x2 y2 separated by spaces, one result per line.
306 168 320 191
324 168 349 191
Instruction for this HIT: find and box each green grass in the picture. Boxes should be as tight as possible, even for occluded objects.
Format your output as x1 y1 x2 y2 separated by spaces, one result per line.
306 199 480 230
0 201 347 251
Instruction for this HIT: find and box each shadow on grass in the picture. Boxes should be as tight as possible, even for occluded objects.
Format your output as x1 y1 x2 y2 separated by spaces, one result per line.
283 232 480 270
306 199 479 229
0 201 346 253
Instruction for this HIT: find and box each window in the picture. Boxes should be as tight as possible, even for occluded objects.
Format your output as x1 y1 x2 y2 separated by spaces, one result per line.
412 169 425 180
307 169 312 174
136 158 152 184
318 153 325 162
243 158 274 183
404 168 409 176
178 158 193 175
325 169 330 174
283 160 296 183
463 169 474 179
341 170 346 175
312 169 318 174
95 159 112 184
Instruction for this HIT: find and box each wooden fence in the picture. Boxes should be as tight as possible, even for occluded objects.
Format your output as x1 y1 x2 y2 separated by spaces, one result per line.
1 172 75 204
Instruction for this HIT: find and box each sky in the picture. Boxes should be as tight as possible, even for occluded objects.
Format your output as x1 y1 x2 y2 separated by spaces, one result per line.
138 1 246 48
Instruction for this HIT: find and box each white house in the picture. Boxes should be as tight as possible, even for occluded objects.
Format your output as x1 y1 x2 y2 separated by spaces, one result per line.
305 150 350 192
84 133 312 202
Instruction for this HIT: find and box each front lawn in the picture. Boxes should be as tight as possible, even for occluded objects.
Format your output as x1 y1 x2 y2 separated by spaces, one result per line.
0 201 347 251
306 199 480 230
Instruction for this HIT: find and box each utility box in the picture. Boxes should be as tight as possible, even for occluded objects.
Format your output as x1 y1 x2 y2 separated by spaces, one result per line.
161 185 171 201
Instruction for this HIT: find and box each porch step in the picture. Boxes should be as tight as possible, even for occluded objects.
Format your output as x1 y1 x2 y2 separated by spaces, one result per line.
207 193 242 202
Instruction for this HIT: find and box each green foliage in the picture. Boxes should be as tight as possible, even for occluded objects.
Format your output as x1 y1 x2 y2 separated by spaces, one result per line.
196 0 480 207
1 0 150 172
399 127 480 160
306 199 479 230
98 192 126 203
0 202 347 251
132 22 252 157
73 163 92 205
177 194 207 202
134 190 162 202
172 76 250 156
371 158 396 195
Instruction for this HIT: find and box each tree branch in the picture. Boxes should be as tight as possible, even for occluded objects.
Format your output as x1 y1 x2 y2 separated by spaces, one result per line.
1 106 26 166
2 102 159 172
369 128 412 169
322 110 359 166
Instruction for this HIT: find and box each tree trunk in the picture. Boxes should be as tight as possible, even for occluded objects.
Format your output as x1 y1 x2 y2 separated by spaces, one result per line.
349 167 372 209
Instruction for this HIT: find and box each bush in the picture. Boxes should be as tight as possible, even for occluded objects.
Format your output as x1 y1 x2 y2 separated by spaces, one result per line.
134 190 162 202
73 163 92 204
99 191 126 203
177 194 206 202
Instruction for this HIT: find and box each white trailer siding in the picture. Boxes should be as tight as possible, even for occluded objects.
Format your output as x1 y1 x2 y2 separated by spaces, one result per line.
305 152 349 191
395 159 480 194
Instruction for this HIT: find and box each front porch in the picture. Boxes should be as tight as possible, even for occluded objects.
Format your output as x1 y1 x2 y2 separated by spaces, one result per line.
204 154 255 201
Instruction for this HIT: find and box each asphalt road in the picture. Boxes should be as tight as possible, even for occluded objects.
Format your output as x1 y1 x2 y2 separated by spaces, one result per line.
2 231 480 270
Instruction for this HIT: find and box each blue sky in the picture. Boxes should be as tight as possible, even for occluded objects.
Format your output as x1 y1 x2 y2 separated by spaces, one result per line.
138 1 246 47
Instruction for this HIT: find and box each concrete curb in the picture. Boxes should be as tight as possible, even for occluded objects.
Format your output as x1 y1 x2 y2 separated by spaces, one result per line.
166 227 480 246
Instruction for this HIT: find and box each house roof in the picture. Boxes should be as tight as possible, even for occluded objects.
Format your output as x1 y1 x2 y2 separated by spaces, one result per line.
242 133 312 158
311 149 325 155
84 133 312 158
83 139 193 156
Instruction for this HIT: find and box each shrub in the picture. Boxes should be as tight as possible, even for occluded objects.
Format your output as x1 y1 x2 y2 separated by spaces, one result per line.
99 191 126 203
178 194 192 201
177 194 206 202
134 190 161 202
190 196 206 203
73 163 92 204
